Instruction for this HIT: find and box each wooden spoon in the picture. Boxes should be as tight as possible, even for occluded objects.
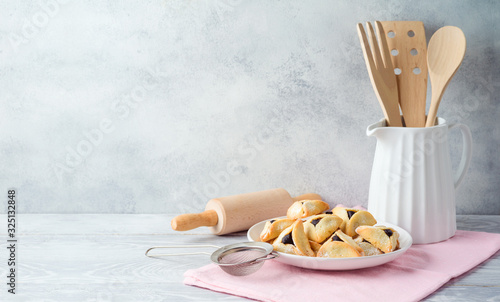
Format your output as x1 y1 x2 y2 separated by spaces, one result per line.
425 26 466 127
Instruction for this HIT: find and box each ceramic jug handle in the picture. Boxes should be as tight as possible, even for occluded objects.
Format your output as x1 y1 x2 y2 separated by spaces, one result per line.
448 123 472 189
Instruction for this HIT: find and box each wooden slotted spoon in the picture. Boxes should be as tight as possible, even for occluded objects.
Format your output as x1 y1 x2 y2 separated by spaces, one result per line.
380 21 428 127
357 21 403 127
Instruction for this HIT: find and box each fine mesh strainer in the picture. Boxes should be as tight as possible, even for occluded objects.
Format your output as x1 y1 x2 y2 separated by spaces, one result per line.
145 242 278 276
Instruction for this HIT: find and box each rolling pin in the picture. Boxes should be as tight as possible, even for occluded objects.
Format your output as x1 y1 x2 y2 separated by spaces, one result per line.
171 188 322 235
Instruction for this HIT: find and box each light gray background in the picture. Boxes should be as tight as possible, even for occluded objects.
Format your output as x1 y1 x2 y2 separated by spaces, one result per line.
1 0 498 214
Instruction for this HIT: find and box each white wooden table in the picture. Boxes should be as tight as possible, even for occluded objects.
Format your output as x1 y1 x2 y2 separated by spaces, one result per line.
0 214 499 301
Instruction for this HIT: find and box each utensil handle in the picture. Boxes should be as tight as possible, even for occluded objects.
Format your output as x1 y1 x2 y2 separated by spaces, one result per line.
145 245 219 257
292 193 322 201
448 123 472 188
253 251 279 262
425 99 440 127
171 210 218 231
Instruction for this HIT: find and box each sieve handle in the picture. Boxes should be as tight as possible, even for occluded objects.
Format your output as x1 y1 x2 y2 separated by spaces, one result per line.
145 245 220 257
253 251 279 263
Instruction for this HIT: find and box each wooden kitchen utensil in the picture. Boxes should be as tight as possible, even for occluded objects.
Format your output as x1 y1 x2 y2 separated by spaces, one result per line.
380 21 428 127
357 21 403 127
425 26 466 127
171 188 322 235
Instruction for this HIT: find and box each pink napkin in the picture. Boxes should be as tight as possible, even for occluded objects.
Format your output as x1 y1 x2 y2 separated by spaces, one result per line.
184 230 500 302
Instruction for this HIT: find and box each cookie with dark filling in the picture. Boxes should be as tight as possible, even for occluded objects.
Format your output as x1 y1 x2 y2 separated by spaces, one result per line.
308 240 322 256
330 207 359 232
304 214 343 243
330 208 377 236
331 207 359 221
260 218 295 242
345 210 377 237
358 241 383 256
355 225 399 253
273 219 314 256
317 230 363 258
287 200 330 219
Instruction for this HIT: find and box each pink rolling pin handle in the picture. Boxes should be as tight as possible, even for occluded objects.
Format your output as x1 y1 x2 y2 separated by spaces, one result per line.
292 193 322 202
171 210 218 231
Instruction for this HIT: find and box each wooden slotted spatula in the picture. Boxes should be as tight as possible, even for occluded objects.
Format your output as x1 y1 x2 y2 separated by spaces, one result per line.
380 21 427 127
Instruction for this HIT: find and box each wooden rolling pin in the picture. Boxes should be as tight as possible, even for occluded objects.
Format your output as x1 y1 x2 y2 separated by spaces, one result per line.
171 188 322 235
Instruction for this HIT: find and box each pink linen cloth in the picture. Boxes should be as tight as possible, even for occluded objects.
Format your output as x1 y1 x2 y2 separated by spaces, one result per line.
184 230 500 302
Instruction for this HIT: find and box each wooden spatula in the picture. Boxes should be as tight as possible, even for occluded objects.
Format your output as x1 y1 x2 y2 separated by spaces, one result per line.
380 21 427 127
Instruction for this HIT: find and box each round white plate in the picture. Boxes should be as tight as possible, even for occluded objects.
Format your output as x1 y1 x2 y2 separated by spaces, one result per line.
247 218 412 270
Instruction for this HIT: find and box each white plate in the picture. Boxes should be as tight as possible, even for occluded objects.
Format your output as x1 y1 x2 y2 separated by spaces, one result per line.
247 218 412 270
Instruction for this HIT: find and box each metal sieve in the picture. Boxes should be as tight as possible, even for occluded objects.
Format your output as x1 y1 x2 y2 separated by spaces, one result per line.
145 242 278 276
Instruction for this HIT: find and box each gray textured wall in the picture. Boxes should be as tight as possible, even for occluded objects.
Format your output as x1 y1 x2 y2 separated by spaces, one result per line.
1 0 499 215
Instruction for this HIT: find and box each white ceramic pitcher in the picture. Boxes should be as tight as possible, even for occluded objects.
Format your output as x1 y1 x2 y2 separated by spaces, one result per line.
367 117 472 244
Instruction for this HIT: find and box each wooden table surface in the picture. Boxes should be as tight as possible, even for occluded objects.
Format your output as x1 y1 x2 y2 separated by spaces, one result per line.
0 214 499 301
